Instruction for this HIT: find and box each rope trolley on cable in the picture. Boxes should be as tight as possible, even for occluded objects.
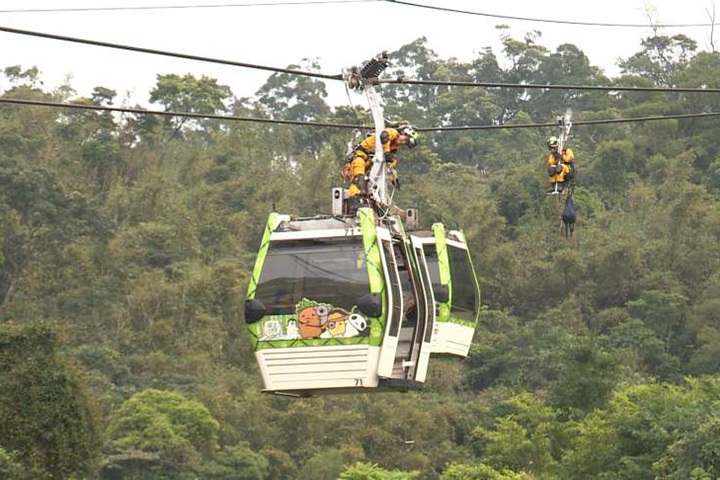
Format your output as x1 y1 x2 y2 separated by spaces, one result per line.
344 51 389 91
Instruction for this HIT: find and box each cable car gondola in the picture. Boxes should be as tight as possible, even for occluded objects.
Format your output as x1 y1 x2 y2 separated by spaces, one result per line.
410 224 481 357
243 52 481 395
245 207 434 395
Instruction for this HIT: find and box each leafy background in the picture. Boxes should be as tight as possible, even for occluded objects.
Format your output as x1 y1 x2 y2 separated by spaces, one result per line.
2 31 720 479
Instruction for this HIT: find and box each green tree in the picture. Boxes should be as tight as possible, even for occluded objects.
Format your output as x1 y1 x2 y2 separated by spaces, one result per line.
652 377 720 478
254 58 330 123
384 37 445 118
531 43 611 117
297 448 365 480
549 340 620 413
471 393 565 476
583 139 634 196
0 158 106 306
0 321 97 479
254 58 331 156
606 318 680 379
198 443 269 479
339 461 419 480
687 273 720 374
2 65 41 88
619 34 697 87
440 462 531 480
0 446 26 479
104 389 219 478
149 73 233 141
58 87 127 194
559 382 691 479
654 417 720 479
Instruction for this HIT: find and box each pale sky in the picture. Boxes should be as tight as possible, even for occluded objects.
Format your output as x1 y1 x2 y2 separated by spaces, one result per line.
1 0 718 107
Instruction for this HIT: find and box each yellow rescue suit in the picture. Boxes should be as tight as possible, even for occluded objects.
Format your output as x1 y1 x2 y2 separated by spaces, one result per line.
345 128 401 198
547 147 575 184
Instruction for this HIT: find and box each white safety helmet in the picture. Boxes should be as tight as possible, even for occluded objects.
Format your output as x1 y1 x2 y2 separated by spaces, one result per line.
400 125 419 149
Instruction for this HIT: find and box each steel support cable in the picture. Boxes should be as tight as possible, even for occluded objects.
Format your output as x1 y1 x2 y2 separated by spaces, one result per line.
3 25 720 94
418 112 720 132
374 77 720 94
0 0 376 14
382 0 718 28
4 97 720 131
0 25 343 81
0 97 365 129
0 0 710 28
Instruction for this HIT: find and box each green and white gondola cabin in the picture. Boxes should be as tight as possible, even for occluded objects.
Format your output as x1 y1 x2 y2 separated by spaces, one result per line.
245 208 480 396
411 224 481 357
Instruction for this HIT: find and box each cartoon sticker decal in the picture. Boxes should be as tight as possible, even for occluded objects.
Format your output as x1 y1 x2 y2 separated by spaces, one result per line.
285 319 299 339
258 299 369 341
346 313 368 336
262 319 283 339
320 309 348 338
298 306 325 339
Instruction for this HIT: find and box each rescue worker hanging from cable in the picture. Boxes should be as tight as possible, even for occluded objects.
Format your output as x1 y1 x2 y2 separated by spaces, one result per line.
342 123 419 211
546 135 576 194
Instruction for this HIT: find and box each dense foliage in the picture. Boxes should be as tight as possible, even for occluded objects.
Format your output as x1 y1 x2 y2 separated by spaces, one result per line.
3 30 720 478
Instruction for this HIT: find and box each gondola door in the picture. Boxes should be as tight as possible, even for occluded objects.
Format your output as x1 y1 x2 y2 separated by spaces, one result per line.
408 235 435 382
375 230 404 378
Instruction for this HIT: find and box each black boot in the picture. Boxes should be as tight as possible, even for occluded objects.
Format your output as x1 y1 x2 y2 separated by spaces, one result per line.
348 197 361 215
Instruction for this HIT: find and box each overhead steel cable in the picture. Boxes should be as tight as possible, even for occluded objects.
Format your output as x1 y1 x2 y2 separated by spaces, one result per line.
0 0 711 29
2 24 720 94
374 77 720 94
421 112 720 132
0 97 365 129
0 0 375 14
3 97 720 131
0 25 343 81
383 0 718 28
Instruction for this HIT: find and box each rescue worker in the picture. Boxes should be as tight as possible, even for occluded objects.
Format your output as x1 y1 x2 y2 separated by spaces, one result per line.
342 124 418 210
546 136 575 194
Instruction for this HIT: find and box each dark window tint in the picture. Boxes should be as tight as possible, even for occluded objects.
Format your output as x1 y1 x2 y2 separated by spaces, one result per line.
423 244 440 284
448 246 478 323
255 238 369 314
383 240 402 336
415 247 433 344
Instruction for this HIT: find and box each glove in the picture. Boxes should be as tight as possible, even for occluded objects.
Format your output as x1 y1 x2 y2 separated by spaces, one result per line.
390 168 400 189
